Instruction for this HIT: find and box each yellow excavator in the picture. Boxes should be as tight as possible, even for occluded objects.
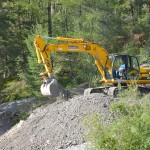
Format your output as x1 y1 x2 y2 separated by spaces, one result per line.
34 35 150 97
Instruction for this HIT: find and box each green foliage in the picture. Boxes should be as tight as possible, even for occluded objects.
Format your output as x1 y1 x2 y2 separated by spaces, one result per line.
0 80 32 104
85 86 150 150
0 0 42 103
52 51 101 88
138 47 150 63
11 112 29 126
117 82 140 101
0 0 150 103
25 24 47 97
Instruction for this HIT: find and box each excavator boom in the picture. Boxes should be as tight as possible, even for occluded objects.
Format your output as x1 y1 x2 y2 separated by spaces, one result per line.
34 35 109 80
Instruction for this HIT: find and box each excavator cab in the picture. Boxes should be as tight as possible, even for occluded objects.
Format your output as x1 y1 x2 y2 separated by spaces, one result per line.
105 54 140 81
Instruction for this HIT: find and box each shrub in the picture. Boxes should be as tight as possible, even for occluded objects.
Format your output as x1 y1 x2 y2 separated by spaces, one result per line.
84 85 150 150
0 80 32 104
11 112 29 126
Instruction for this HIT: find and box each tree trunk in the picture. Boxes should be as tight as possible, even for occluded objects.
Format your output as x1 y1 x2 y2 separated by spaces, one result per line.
129 1 134 20
79 5 82 31
48 1 52 36
147 4 150 25
137 4 142 17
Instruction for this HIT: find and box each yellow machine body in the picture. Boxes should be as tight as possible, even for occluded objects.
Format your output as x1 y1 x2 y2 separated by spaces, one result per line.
34 35 150 97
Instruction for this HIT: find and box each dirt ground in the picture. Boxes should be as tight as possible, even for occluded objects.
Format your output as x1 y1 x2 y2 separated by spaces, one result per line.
0 93 115 150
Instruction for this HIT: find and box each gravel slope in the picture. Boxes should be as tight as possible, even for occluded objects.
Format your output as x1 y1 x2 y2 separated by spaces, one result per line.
0 94 114 150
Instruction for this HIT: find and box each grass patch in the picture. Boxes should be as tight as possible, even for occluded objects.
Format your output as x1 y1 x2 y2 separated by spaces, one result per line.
11 112 29 126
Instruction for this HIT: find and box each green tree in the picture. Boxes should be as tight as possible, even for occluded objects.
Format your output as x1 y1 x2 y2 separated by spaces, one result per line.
25 24 48 96
0 1 14 82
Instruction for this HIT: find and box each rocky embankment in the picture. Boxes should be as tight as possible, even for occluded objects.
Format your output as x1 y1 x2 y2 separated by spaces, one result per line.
0 93 114 150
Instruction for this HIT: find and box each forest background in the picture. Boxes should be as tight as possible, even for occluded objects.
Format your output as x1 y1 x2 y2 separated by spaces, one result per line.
0 0 150 103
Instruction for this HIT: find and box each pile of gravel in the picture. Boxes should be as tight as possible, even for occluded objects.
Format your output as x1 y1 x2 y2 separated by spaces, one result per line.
0 94 114 150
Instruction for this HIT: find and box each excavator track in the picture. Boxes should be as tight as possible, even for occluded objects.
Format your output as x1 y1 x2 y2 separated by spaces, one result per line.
138 84 150 93
84 85 150 98
84 86 118 97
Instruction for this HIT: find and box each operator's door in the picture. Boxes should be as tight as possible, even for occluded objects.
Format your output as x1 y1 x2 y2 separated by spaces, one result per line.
112 55 140 80
112 55 128 80
127 56 140 80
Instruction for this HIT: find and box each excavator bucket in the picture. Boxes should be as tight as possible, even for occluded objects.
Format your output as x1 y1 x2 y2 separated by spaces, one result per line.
40 77 60 97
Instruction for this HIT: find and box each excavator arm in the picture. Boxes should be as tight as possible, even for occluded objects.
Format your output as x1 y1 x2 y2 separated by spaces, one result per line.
34 35 110 81
34 35 53 78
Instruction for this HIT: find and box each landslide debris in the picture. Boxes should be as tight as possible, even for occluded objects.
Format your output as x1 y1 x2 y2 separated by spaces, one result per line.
0 94 114 150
